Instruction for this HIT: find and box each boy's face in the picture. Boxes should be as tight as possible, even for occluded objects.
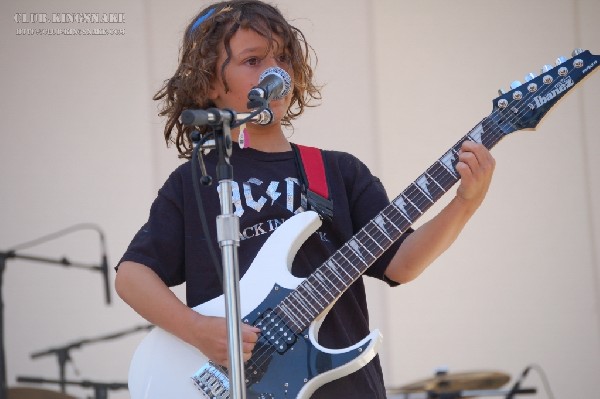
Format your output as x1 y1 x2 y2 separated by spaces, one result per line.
208 28 293 122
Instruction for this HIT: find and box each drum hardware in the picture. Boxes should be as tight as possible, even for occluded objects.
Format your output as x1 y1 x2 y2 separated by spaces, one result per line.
16 376 126 399
387 369 536 398
386 388 537 399
16 324 152 399
7 386 77 399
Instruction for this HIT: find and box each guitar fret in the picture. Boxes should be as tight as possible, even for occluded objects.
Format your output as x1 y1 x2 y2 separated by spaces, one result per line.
302 282 326 306
364 225 386 250
439 150 459 178
291 289 320 318
373 214 394 241
467 123 484 144
285 293 311 325
381 206 409 233
413 179 434 203
313 272 338 299
405 185 431 216
330 259 354 282
349 236 377 263
303 276 335 302
325 261 349 285
340 243 370 271
276 304 302 332
401 193 423 218
329 257 357 282
391 197 413 224
429 159 458 191
424 171 447 199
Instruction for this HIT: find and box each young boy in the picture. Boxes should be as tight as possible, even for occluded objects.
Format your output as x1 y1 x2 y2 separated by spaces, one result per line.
115 1 495 398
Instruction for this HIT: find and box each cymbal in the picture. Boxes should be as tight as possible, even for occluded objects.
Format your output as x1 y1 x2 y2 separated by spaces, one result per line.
395 370 510 393
8 387 77 399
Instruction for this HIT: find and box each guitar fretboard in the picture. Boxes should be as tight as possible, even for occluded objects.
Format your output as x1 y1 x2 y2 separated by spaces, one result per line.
275 117 507 333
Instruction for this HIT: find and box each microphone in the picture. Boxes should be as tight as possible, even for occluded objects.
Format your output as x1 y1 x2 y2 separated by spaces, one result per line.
506 366 531 399
247 67 292 108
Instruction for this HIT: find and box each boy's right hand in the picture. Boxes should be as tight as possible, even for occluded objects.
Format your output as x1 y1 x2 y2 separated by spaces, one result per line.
193 315 261 367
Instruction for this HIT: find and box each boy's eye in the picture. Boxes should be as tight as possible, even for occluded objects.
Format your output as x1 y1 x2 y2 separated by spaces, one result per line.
277 54 291 64
246 57 259 66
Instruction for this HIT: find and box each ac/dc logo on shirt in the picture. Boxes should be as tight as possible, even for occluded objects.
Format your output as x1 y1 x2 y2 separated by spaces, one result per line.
217 176 330 243
227 177 304 217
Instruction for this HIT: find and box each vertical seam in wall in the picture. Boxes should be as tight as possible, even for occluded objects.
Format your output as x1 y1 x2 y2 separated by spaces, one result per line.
573 0 600 348
142 0 161 191
365 0 393 382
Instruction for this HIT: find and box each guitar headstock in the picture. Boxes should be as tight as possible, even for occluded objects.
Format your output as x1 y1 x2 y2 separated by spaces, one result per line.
491 49 599 134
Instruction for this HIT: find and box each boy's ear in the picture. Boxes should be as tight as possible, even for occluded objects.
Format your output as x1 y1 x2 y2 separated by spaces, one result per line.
207 84 219 101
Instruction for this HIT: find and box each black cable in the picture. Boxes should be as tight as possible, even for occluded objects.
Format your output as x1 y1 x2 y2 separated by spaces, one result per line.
191 138 223 285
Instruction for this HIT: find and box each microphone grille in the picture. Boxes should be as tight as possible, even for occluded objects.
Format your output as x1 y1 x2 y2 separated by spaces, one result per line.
259 67 292 99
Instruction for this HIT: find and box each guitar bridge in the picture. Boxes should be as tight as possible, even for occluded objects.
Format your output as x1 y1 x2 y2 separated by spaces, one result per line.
192 361 230 399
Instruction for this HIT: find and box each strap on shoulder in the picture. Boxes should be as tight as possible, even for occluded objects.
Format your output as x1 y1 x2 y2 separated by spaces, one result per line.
291 143 334 220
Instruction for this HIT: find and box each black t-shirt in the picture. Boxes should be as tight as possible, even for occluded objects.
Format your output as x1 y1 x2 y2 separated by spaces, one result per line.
120 144 412 398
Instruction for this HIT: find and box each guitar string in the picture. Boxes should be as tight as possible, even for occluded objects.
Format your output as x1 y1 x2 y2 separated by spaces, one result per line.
238 56 585 385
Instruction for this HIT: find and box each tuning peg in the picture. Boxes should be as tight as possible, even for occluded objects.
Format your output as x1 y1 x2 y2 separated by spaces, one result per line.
498 88 506 95
524 73 536 82
572 48 584 56
555 56 567 65
541 64 553 73
510 80 522 90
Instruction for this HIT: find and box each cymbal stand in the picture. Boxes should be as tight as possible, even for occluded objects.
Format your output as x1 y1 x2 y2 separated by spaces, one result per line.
26 324 154 395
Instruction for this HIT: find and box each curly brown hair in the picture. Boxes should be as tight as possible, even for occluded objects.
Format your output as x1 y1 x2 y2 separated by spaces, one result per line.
154 0 321 158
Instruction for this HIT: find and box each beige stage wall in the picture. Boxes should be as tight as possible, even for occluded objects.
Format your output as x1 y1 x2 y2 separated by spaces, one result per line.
1 0 598 398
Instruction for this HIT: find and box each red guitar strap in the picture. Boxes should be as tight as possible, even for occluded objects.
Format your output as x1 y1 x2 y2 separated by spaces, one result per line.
292 143 334 221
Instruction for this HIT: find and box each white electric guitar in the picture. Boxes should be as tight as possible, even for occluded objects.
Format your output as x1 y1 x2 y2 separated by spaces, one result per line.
128 49 598 399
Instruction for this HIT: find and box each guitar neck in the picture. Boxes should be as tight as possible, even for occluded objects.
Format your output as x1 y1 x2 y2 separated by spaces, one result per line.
276 117 507 332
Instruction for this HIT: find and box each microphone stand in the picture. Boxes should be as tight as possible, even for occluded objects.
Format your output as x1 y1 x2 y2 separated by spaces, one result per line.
24 324 153 395
0 251 105 399
0 253 8 399
0 223 109 399
189 108 247 399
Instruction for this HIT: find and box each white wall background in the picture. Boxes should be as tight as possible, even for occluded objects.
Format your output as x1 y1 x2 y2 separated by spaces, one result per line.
1 1 598 398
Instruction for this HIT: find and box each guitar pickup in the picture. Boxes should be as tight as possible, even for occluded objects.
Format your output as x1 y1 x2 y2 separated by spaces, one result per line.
253 309 296 354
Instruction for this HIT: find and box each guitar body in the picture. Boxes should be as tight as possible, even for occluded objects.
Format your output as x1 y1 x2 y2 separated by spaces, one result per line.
128 211 382 399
